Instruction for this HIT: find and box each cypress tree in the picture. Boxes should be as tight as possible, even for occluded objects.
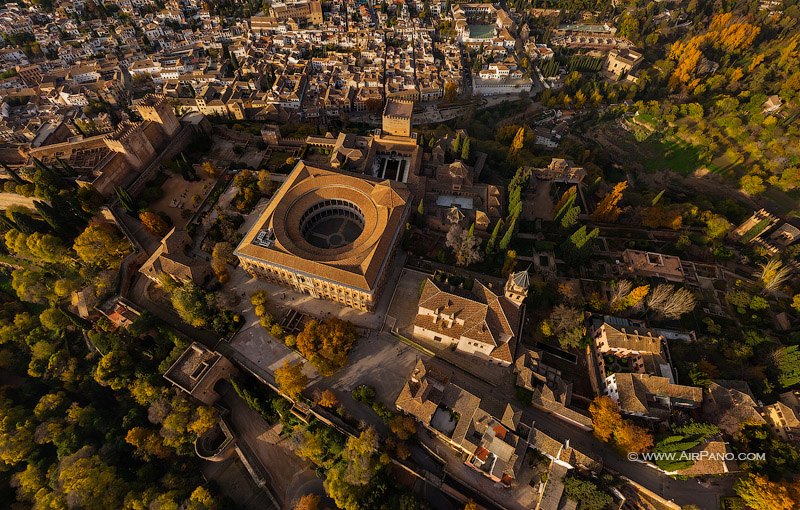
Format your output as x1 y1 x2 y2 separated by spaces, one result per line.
486 218 503 254
0 214 17 231
31 157 51 174
2 162 24 184
115 187 136 214
652 189 665 206
461 137 471 162
569 225 588 249
56 157 76 176
34 200 62 233
554 191 577 222
11 211 46 234
59 306 93 330
560 205 580 229
498 216 516 251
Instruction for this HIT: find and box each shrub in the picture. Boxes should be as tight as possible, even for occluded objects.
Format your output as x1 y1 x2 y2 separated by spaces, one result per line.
352 385 376 404
371 401 393 421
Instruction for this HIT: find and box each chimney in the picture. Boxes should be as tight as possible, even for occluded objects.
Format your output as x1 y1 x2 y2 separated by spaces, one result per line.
564 439 570 450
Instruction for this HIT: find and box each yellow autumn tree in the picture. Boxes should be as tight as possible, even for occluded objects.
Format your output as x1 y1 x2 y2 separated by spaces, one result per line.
275 360 308 400
201 161 219 178
624 285 649 310
510 127 525 153
614 421 653 454
734 473 799 510
592 181 627 222
589 396 618 442
139 211 169 237
294 494 321 510
317 389 338 408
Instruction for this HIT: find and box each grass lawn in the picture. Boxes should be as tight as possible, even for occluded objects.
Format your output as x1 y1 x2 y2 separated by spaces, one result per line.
635 112 658 129
644 137 723 176
266 150 294 167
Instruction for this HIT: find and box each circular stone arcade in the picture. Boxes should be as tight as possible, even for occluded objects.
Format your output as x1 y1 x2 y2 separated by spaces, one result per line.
300 199 365 249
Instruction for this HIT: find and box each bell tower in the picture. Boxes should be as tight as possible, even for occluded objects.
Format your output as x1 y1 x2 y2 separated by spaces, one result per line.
505 268 529 306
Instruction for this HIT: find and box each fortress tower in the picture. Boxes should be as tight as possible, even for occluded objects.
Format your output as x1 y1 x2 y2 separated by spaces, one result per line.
136 94 180 137
104 122 157 169
382 99 414 138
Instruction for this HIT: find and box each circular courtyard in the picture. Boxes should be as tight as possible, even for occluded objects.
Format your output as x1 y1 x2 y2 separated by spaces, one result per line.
300 200 365 249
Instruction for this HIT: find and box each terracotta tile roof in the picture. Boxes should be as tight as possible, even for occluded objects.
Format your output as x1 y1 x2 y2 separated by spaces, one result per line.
677 441 738 476
703 380 765 435
612 373 702 417
558 446 602 471
528 427 563 459
475 446 490 461
530 388 594 428
490 341 513 363
597 322 663 353
415 278 517 349
140 227 207 283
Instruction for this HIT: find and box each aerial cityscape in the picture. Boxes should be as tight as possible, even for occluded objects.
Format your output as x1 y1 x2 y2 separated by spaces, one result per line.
0 1 799 509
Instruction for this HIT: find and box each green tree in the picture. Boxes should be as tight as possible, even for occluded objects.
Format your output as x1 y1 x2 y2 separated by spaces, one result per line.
39 307 70 331
705 213 732 240
73 223 130 268
740 174 766 195
0 397 35 466
12 268 52 304
57 447 127 510
342 427 378 486
541 305 584 349
734 473 799 510
772 345 800 389
501 250 517 277
115 186 136 213
93 350 134 390
563 477 612 510
560 226 599 265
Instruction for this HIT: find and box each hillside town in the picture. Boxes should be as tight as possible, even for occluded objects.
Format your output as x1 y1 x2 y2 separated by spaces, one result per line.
1 1 800 510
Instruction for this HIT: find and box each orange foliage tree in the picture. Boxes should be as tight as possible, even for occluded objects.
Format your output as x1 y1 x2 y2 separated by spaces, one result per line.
317 389 338 408
139 211 169 237
295 318 358 376
589 396 653 454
